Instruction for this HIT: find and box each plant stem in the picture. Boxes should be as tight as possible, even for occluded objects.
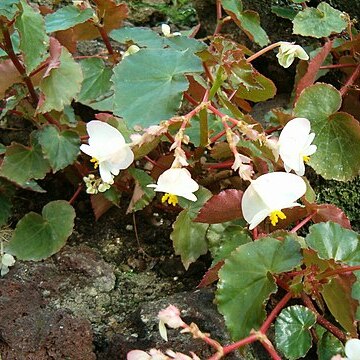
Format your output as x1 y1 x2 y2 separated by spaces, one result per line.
340 64 360 97
319 63 357 69
301 293 346 341
290 211 316 233
96 25 114 56
318 265 360 280
69 183 83 205
220 334 258 356
260 292 293 333
246 42 282 63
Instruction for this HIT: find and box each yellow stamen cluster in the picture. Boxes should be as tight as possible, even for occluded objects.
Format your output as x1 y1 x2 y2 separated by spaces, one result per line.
90 157 99 169
269 210 287 226
303 155 310 163
162 193 178 206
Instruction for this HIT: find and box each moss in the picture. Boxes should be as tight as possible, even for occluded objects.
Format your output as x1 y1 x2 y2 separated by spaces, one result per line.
313 176 360 231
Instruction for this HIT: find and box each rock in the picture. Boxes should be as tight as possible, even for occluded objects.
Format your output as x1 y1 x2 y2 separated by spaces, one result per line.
0 279 96 360
102 288 269 359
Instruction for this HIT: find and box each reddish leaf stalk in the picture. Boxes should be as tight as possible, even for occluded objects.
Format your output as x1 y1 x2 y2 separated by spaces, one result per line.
96 25 114 55
290 211 316 233
69 183 83 205
301 293 346 341
219 334 258 356
1 26 59 127
144 155 167 170
319 63 357 70
318 265 360 280
260 291 293 333
259 335 282 360
340 63 360 97
184 92 199 106
205 160 233 169
246 42 282 63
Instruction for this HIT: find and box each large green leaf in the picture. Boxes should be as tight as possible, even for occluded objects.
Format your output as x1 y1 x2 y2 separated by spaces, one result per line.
305 222 360 265
36 125 80 172
0 138 50 186
293 2 348 38
45 5 93 33
112 48 203 127
110 27 206 53
37 41 83 113
6 201 75 261
275 305 316 360
221 0 269 47
294 83 360 181
15 0 49 74
216 236 302 340
171 209 209 270
77 58 113 107
0 0 19 20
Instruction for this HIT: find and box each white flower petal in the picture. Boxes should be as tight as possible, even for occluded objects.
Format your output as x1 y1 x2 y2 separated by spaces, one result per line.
161 24 171 37
158 320 168 342
99 162 115 184
345 338 360 360
87 120 126 148
2 254 15 267
127 350 151 360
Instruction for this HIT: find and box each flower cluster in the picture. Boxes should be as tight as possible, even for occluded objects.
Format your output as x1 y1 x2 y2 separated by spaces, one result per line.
83 174 112 194
276 42 309 68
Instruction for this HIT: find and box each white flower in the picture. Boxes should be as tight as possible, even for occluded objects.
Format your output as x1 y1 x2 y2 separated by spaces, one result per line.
1 253 15 276
158 305 184 341
264 136 279 161
231 153 253 181
161 24 181 37
147 168 199 205
123 45 140 57
127 349 167 360
345 339 360 360
241 172 306 230
80 120 134 183
278 117 317 176
276 42 309 68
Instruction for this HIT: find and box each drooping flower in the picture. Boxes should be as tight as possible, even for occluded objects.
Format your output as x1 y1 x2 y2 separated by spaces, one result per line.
147 168 199 205
123 44 140 57
231 153 254 181
161 24 181 37
241 172 306 230
80 120 134 183
276 42 309 68
158 305 185 341
278 117 317 176
1 253 15 276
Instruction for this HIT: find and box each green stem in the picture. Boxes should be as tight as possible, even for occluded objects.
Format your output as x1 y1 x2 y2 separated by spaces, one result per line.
199 109 208 147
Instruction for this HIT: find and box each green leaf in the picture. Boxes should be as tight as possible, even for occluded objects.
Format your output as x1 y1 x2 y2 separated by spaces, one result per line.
352 272 360 320
37 42 83 113
6 200 75 261
0 0 20 21
207 222 250 265
177 186 212 219
221 0 269 47
316 329 344 360
110 27 206 53
271 5 298 20
127 168 156 212
0 144 6 155
293 2 348 38
235 70 276 102
112 48 203 127
305 222 360 265
294 83 360 181
275 305 316 360
15 0 49 74
322 276 357 336
0 138 50 186
45 5 93 33
216 236 302 340
171 209 209 270
77 58 113 106
36 125 80 172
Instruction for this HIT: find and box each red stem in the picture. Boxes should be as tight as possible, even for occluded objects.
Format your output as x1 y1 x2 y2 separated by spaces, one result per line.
69 183 83 205
340 64 360 97
184 92 199 106
290 211 316 233
97 25 114 55
319 264 360 279
301 293 346 341
319 63 357 69
220 334 258 356
260 292 293 333
205 160 233 169
260 337 282 360
144 156 167 170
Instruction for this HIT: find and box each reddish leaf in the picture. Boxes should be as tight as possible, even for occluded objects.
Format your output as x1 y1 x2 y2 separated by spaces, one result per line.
0 59 22 98
90 193 113 220
72 0 128 41
198 260 224 288
43 37 62 78
194 189 243 224
306 202 352 229
295 39 333 101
